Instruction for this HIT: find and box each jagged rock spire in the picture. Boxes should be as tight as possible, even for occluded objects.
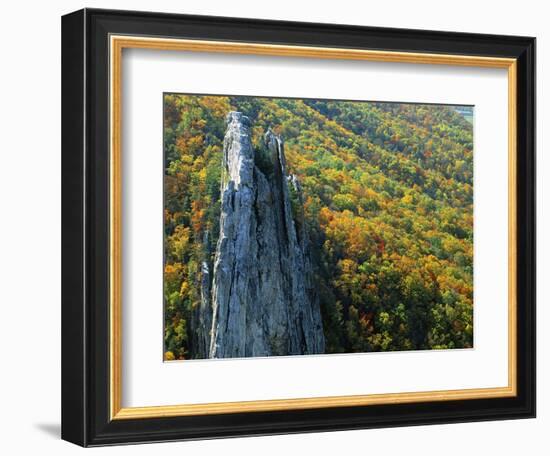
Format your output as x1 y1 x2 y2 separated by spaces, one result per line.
208 112 325 358
221 112 255 188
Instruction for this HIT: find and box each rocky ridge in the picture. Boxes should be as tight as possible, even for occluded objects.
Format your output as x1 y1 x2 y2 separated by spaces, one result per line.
202 111 325 358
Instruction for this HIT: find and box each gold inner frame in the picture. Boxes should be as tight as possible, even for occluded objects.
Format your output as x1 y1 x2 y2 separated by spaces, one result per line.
109 35 518 420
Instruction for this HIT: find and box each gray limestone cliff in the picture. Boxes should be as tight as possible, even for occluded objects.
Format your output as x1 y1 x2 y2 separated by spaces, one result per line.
206 111 325 358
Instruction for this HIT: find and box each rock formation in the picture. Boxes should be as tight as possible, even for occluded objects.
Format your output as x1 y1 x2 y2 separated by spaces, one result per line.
206 111 325 358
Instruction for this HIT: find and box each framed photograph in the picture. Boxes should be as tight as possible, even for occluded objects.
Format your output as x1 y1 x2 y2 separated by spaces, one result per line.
61 8 535 446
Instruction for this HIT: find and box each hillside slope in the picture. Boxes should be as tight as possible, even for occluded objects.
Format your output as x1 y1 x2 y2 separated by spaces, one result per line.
163 94 474 360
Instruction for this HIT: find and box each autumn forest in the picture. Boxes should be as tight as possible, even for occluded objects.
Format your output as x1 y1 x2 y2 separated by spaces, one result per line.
163 94 474 360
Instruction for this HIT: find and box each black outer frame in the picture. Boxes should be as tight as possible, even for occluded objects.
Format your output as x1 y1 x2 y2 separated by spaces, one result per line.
61 8 536 447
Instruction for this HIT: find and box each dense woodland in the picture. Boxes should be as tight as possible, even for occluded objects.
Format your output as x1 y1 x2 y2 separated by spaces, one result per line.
163 94 474 360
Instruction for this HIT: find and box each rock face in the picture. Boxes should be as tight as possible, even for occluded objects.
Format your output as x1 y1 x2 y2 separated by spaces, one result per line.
207 112 325 358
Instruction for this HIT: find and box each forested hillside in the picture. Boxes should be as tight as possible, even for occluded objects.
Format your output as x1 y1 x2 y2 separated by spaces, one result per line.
163 94 474 360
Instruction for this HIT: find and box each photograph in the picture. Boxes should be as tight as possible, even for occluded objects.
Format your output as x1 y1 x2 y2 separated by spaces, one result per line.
57 6 536 447
163 94 475 360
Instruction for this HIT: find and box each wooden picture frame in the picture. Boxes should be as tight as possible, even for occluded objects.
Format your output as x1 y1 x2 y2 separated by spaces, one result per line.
62 8 535 446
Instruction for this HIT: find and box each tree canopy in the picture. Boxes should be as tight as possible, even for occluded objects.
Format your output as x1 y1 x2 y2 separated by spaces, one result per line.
163 94 474 360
